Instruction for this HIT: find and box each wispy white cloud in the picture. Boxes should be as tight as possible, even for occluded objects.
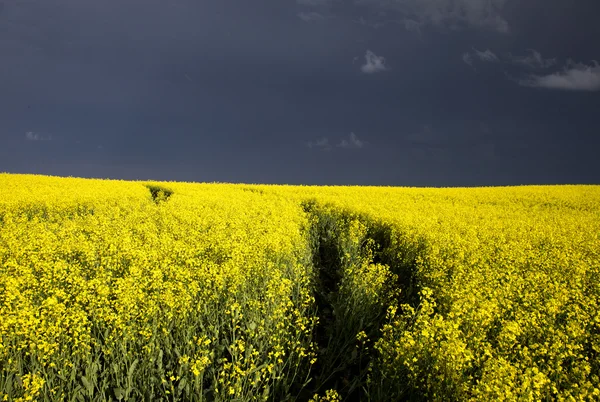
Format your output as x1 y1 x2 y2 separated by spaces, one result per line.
297 11 325 22
337 132 365 149
509 49 557 69
462 47 600 91
519 61 600 91
308 133 367 151
25 131 40 141
361 50 388 74
462 52 474 67
352 16 422 35
25 131 51 141
296 0 338 23
307 137 332 151
461 48 497 69
473 48 499 62
464 48 557 71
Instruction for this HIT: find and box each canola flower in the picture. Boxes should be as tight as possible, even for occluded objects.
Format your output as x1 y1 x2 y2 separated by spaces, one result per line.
0 174 317 401
1 174 599 401
261 184 600 400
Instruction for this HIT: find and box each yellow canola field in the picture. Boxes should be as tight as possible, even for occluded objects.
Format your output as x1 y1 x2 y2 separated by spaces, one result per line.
258 184 600 401
1 174 599 401
0 174 317 401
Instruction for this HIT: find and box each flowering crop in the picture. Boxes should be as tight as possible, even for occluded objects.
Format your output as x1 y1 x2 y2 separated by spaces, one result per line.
259 184 600 400
1 174 599 401
0 175 317 401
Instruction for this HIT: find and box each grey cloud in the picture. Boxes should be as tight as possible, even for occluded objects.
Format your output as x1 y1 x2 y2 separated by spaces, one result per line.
25 131 51 141
25 131 41 141
462 52 474 67
351 17 422 35
464 48 558 71
307 137 332 151
354 0 510 32
361 50 388 73
298 11 325 23
509 49 557 69
461 48 497 69
337 132 365 149
403 19 422 34
519 61 600 91
297 0 336 6
2 0 598 186
308 133 365 150
473 48 499 62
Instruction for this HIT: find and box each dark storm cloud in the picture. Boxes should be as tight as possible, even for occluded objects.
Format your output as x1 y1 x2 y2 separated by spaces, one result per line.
1 0 599 185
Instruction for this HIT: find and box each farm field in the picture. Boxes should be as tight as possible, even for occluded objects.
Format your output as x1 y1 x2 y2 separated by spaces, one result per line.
1 173 599 401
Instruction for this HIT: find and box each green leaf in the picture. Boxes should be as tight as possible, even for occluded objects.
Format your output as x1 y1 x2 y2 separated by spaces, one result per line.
81 376 94 396
71 385 84 402
128 359 139 379
114 387 125 400
70 364 78 382
158 349 163 371
5 373 13 396
177 377 187 394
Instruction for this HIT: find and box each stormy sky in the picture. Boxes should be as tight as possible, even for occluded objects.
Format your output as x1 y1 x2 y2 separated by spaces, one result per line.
1 0 599 186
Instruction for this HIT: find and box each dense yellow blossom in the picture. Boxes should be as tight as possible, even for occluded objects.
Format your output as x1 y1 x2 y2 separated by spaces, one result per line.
0 174 317 401
1 174 599 400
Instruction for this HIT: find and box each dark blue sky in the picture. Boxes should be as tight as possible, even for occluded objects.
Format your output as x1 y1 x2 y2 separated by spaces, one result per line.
1 0 599 186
